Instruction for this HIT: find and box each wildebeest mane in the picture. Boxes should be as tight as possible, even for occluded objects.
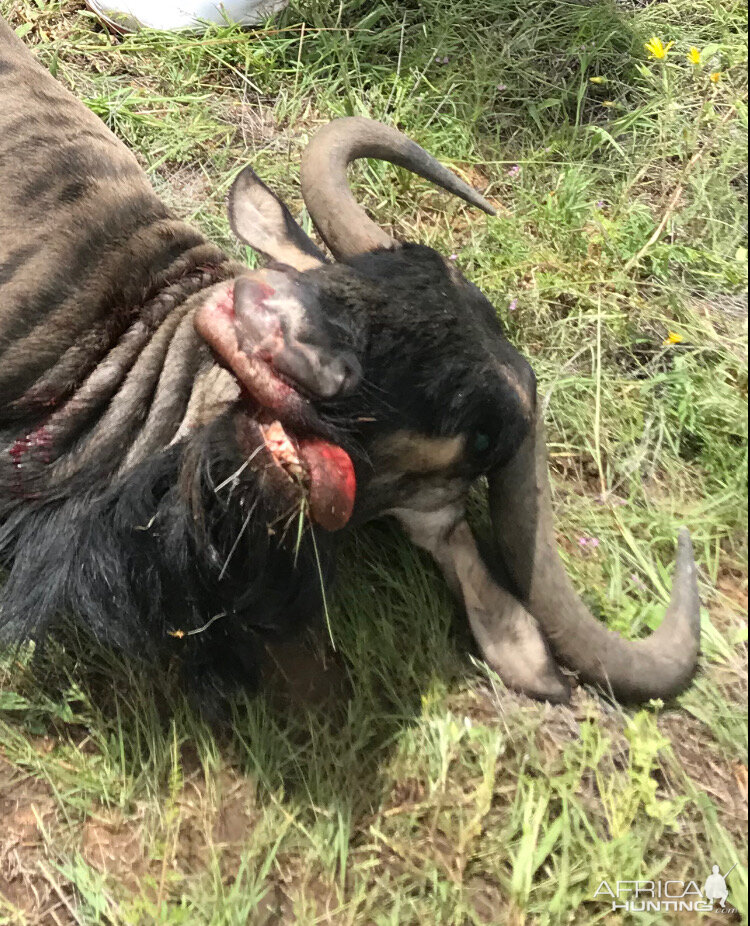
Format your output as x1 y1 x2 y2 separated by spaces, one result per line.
1 252 232 424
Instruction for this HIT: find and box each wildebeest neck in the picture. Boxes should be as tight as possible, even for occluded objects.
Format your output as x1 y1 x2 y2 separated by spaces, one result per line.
0 15 231 425
0 242 238 496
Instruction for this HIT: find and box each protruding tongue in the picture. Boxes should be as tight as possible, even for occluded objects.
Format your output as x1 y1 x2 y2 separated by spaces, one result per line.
298 439 356 531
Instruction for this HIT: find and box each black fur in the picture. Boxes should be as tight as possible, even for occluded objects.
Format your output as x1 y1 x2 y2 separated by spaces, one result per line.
0 409 332 715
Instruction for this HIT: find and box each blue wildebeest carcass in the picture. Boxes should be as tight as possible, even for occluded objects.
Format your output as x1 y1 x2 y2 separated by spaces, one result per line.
0 18 700 716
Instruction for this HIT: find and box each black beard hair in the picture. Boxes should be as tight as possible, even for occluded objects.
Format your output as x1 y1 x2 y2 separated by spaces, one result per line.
0 411 333 711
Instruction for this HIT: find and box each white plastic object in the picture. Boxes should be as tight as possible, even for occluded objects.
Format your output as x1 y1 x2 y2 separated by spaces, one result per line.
85 0 287 32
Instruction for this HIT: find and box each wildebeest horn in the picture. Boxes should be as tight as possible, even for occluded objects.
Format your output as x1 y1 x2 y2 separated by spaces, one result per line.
488 409 702 702
300 117 496 259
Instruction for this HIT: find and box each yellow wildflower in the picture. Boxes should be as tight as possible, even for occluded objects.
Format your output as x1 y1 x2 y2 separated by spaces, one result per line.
602 100 616 107
645 37 674 60
687 47 701 65
709 71 722 83
590 76 607 84
663 332 684 346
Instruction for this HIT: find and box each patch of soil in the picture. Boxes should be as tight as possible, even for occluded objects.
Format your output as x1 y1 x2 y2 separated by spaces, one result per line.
208 771 259 880
466 875 508 924
271 855 339 924
549 450 612 503
81 809 158 894
0 758 73 924
81 766 261 897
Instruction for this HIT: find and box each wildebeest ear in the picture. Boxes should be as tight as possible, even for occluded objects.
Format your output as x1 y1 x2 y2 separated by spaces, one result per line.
228 166 327 271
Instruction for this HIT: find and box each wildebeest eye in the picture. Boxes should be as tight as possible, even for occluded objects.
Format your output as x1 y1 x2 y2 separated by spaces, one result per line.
472 431 491 455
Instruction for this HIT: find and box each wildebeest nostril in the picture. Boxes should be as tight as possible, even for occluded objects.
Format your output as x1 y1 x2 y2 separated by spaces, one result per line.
273 344 361 399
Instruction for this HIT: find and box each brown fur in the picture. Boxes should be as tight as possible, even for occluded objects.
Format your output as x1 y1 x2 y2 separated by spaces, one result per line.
372 431 465 474
0 18 229 432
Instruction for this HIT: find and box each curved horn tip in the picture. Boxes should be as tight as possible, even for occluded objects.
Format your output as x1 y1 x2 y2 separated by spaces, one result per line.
673 526 702 633
300 117 498 256
473 195 497 217
674 526 699 590
676 526 695 562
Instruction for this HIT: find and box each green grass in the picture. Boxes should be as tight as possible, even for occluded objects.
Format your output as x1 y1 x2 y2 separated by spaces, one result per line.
0 0 747 922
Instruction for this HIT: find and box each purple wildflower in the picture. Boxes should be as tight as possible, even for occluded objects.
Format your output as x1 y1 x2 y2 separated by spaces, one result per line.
578 536 600 552
508 164 521 178
449 253 458 261
497 83 507 92
508 298 518 312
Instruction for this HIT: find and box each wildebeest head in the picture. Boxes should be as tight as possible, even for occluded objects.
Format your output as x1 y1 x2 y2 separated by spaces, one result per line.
194 121 538 531
202 118 700 704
